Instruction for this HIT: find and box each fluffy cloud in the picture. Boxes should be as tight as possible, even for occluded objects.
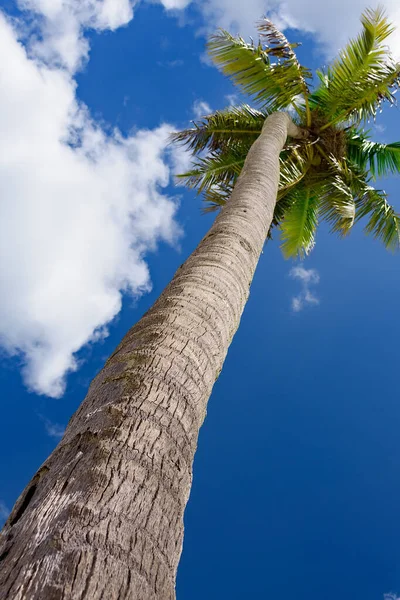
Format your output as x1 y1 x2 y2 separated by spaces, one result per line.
192 99 213 119
290 265 320 313
158 0 191 9
384 594 400 600
225 94 239 106
18 0 136 71
196 0 269 36
0 9 182 397
275 0 400 58
39 416 66 440
161 0 400 57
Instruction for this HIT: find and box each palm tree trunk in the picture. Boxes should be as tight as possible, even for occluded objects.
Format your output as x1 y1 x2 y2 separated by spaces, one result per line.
0 112 304 600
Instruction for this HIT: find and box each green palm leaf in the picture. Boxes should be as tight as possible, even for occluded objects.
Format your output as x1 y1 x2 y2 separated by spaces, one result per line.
312 7 400 127
207 21 311 112
318 159 356 236
278 149 309 198
347 130 400 178
280 188 319 258
202 182 233 213
177 146 245 193
171 104 265 154
355 185 400 250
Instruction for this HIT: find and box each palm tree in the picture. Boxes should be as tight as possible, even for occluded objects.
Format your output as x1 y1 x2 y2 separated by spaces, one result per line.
1 9 399 600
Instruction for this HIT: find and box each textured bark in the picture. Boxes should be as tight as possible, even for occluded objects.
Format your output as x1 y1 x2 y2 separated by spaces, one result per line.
0 113 303 600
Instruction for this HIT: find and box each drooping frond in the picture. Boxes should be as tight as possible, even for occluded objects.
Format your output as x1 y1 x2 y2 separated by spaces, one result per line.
170 104 265 154
278 149 309 198
280 188 319 258
318 158 356 236
176 146 245 194
202 182 234 213
311 7 400 126
355 185 400 250
320 155 400 249
257 18 312 124
347 130 400 178
207 24 311 112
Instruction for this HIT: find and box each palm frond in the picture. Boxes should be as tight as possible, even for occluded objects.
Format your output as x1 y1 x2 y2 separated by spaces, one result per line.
355 185 400 250
171 104 265 155
176 146 245 193
207 25 311 111
257 18 312 124
311 7 400 126
319 158 356 236
347 130 400 178
280 188 319 258
320 154 400 249
202 182 233 213
278 148 309 198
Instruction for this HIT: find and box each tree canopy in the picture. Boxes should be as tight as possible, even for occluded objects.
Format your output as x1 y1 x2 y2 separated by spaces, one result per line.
173 8 400 258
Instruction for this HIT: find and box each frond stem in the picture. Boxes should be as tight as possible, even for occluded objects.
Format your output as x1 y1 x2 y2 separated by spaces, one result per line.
289 101 303 119
319 117 344 131
305 95 311 127
278 154 313 199
201 129 262 135
315 144 330 161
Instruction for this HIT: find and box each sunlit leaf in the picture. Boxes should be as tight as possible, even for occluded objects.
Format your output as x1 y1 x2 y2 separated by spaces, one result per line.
311 7 400 126
280 188 319 258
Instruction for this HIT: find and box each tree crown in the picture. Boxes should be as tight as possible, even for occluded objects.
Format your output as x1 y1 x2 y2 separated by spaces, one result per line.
173 8 400 258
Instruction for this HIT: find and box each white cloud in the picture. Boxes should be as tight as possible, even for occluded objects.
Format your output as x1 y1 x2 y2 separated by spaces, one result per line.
164 0 400 58
17 0 136 72
195 0 268 37
225 94 239 106
40 416 66 440
384 594 400 600
0 10 182 398
158 0 191 9
192 99 213 119
290 265 320 285
157 59 185 68
290 265 320 313
374 123 387 134
0 501 10 526
275 0 400 59
169 143 194 178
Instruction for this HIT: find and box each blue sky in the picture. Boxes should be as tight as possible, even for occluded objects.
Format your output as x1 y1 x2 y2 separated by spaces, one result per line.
1 1 400 599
